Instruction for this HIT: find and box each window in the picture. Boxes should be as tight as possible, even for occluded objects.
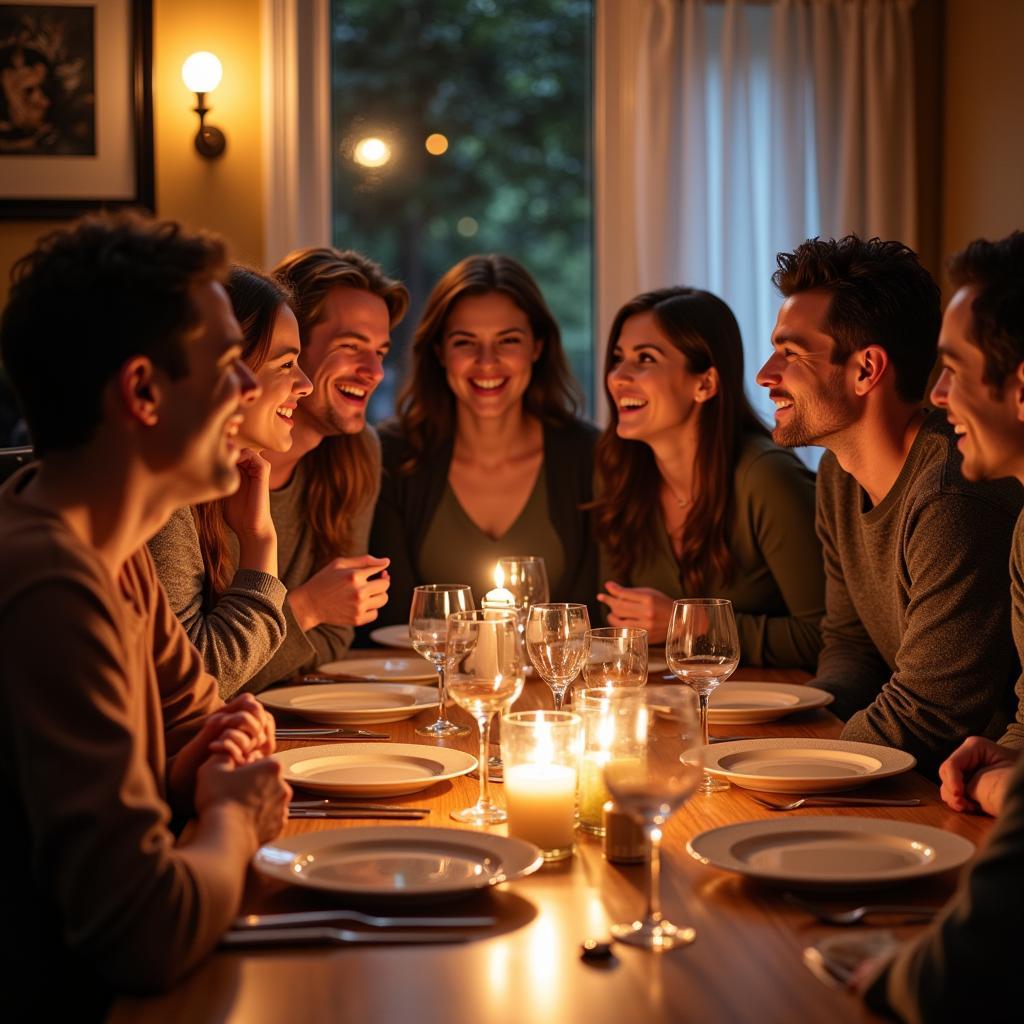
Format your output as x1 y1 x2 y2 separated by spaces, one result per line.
331 0 594 419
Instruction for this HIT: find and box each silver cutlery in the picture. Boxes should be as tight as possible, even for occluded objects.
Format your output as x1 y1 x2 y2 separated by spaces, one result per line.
709 735 757 743
783 892 940 926
275 726 390 740
289 809 428 820
233 910 496 929
290 800 429 812
748 794 922 811
221 926 471 948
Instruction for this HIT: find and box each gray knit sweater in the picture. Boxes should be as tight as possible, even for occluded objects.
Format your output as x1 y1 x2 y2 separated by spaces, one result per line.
148 509 286 699
814 411 1023 775
149 427 381 697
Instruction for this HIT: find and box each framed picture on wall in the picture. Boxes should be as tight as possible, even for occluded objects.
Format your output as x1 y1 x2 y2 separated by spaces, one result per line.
0 0 153 218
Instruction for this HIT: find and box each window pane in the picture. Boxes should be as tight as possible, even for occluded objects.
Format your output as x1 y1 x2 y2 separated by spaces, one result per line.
331 0 594 419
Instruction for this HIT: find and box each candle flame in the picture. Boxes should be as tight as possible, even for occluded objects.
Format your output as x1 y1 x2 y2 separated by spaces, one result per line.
494 564 505 589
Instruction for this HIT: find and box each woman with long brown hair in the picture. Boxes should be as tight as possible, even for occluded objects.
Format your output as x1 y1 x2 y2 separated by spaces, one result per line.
594 286 823 669
148 266 312 696
370 254 598 622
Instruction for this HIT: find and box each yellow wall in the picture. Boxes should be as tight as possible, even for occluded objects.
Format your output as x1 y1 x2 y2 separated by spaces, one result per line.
0 0 263 308
941 0 1024 279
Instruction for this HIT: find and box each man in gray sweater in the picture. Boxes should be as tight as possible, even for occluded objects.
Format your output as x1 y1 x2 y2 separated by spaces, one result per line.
853 232 1024 1021
756 235 1022 777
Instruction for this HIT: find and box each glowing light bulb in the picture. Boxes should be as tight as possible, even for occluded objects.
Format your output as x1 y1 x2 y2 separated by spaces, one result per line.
182 52 223 94
353 136 391 168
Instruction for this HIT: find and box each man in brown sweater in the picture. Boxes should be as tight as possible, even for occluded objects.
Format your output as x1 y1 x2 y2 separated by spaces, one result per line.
0 214 291 1016
851 232 1024 1020
756 236 1022 777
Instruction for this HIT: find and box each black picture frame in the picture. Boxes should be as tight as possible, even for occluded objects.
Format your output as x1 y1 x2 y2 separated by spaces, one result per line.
0 0 154 219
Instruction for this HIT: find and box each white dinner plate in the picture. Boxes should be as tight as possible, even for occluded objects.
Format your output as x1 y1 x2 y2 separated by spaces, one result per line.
688 738 916 793
316 655 435 683
647 652 667 674
369 624 415 649
259 683 439 725
687 817 975 889
274 742 477 797
254 827 543 900
707 682 834 724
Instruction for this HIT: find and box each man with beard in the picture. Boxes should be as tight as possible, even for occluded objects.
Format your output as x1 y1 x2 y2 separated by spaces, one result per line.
756 235 1022 776
237 248 409 690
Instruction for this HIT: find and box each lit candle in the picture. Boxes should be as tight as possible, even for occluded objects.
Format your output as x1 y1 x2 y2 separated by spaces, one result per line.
504 763 578 853
483 564 516 609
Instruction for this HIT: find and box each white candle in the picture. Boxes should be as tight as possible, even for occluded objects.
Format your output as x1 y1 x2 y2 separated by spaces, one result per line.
482 564 516 609
505 763 577 853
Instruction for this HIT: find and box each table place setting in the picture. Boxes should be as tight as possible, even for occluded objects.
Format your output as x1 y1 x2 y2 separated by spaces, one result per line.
260 683 439 726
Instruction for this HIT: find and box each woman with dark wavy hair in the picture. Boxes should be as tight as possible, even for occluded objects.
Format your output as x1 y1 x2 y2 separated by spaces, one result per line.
594 286 823 669
148 266 312 695
370 254 599 622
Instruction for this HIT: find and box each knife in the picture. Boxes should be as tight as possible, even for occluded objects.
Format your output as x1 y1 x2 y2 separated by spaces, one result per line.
233 910 496 929
222 927 470 948
275 727 390 740
289 809 428 820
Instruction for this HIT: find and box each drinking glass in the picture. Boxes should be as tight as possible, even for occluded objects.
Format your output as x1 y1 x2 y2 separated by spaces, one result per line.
446 610 525 824
410 584 473 738
602 687 702 950
524 602 590 710
665 598 739 794
582 627 648 689
497 555 550 631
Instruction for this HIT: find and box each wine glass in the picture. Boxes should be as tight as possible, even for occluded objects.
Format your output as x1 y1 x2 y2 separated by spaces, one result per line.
445 610 525 824
497 555 550 631
583 627 648 689
603 687 702 951
525 602 590 710
409 584 473 738
665 598 739 794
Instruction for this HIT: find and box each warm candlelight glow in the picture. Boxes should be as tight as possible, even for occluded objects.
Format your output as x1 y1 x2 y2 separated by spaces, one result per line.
353 136 392 167
483 563 516 609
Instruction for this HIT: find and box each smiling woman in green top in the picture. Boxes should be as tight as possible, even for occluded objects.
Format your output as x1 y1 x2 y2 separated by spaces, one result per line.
593 286 823 669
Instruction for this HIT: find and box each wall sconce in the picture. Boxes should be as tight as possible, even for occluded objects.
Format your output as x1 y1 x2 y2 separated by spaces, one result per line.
182 51 226 159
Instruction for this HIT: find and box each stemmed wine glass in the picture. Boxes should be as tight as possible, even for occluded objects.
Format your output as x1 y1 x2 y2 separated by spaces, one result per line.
603 687 702 951
497 556 550 633
525 602 589 710
665 598 739 794
409 584 473 738
445 609 525 824
582 627 648 689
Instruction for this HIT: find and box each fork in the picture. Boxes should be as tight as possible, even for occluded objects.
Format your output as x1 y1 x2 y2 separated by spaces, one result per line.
233 910 496 929
747 794 922 811
783 892 940 926
275 726 390 740
221 926 471 948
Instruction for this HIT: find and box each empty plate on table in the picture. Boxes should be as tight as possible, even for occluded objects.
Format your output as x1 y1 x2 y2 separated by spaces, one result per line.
689 738 916 794
648 651 667 674
254 827 543 901
259 683 439 725
707 682 834 724
687 817 975 889
369 624 415 650
316 656 435 683
275 742 477 797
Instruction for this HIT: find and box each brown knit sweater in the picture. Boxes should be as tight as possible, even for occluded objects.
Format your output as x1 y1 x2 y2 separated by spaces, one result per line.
0 468 236 1011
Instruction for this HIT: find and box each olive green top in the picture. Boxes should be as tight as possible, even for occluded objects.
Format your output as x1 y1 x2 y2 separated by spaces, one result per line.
417 469 566 608
599 433 824 670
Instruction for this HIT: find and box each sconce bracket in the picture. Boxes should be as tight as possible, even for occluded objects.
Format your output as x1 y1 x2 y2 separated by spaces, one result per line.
192 93 227 159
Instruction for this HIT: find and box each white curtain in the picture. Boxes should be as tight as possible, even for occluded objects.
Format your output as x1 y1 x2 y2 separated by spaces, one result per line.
595 0 917 428
261 0 333 267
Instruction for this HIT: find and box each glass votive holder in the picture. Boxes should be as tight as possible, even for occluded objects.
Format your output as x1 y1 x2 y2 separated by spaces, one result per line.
500 710 582 861
576 688 649 836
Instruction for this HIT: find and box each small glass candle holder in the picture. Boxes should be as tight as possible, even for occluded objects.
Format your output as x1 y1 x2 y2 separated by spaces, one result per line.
576 688 648 836
500 710 582 861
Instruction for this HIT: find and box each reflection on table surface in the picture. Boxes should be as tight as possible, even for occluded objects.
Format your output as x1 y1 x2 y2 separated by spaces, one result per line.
110 664 992 1024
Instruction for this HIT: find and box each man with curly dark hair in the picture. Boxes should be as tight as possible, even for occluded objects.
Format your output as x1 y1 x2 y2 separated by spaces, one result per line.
757 235 1022 776
0 212 291 1018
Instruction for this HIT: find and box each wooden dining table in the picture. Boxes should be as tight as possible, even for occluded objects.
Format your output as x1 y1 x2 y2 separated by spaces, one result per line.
110 663 993 1024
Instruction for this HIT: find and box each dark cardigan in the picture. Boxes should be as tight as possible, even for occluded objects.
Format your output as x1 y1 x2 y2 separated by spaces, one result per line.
367 416 600 630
